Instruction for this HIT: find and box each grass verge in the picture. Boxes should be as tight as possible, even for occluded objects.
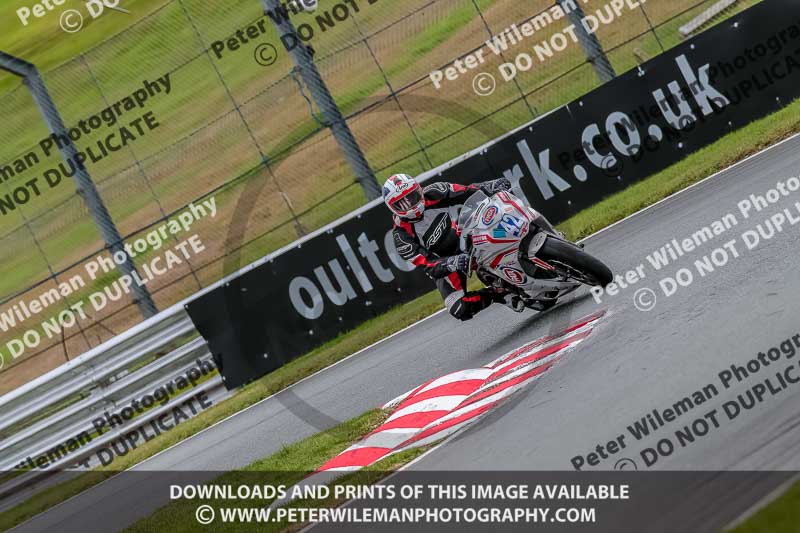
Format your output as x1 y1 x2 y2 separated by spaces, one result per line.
3 98 800 531
123 409 427 533
728 479 800 533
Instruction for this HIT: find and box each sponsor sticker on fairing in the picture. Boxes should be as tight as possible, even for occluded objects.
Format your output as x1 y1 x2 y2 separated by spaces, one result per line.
500 266 526 284
482 206 499 225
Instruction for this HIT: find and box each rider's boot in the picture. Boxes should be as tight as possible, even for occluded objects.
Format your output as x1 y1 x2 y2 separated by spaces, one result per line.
504 295 526 313
480 289 525 313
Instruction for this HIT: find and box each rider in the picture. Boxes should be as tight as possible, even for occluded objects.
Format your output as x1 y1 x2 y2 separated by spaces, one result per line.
384 173 522 321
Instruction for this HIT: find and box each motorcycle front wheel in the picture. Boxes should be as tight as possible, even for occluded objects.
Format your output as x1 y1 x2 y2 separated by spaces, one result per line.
537 238 613 287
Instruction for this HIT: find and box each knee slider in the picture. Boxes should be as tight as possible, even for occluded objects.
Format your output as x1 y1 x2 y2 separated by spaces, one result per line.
449 300 473 321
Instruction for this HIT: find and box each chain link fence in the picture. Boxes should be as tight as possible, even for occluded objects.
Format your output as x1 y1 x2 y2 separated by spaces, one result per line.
0 0 759 392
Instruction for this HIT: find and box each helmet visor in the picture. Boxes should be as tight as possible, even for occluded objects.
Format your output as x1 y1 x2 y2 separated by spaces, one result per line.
390 189 423 213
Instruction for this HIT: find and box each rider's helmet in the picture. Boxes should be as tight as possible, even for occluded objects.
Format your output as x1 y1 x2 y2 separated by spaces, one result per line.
383 174 425 220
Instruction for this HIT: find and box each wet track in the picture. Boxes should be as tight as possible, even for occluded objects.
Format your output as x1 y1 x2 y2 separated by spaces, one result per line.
12 134 800 532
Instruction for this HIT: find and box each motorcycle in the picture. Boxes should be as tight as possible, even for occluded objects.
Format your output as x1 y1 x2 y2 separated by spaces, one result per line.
457 189 613 311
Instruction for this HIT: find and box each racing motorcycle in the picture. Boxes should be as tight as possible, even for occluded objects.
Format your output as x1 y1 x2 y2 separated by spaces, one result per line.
457 190 613 311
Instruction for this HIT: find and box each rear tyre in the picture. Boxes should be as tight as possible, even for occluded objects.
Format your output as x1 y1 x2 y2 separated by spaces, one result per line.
538 238 613 287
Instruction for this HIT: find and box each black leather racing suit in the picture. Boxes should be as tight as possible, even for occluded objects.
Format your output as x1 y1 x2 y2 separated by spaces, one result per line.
392 179 511 321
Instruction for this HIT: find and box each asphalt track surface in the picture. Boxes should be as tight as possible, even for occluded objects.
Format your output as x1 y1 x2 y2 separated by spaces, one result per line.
12 134 800 532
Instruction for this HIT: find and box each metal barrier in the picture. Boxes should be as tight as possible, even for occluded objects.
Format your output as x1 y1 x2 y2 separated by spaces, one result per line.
0 300 229 502
0 103 498 490
680 0 739 36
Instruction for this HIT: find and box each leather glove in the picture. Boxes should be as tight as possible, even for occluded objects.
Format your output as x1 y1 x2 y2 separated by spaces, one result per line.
425 254 470 279
480 178 512 195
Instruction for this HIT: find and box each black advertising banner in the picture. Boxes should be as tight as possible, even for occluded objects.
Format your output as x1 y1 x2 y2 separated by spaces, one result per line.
186 204 431 389
442 0 800 223
188 0 800 390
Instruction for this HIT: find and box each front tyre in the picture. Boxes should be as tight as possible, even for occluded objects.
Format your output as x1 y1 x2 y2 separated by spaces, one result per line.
538 238 613 287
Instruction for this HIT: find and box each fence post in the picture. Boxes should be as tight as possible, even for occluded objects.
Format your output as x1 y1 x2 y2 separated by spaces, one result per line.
262 0 381 200
0 51 158 319
559 0 617 83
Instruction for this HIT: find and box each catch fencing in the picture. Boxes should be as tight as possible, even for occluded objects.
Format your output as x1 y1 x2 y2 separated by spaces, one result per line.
0 0 760 392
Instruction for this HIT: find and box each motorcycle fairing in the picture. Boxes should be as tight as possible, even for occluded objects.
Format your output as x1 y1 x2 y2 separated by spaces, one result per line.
460 191 581 299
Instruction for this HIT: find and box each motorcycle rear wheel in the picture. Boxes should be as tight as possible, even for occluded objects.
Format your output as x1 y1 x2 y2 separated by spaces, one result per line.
537 239 613 287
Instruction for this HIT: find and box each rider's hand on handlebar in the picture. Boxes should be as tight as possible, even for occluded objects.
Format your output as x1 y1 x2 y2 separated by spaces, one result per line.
425 254 470 279
480 178 512 195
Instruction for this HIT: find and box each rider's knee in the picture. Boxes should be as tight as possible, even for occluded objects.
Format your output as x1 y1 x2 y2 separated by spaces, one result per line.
448 300 474 322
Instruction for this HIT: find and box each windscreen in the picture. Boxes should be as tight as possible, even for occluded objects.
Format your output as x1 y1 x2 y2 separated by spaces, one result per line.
457 190 489 232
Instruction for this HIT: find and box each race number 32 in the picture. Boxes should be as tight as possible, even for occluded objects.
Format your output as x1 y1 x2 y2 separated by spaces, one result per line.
499 214 524 237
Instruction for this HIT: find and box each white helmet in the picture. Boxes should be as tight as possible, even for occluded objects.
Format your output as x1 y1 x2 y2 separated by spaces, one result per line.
383 174 425 219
